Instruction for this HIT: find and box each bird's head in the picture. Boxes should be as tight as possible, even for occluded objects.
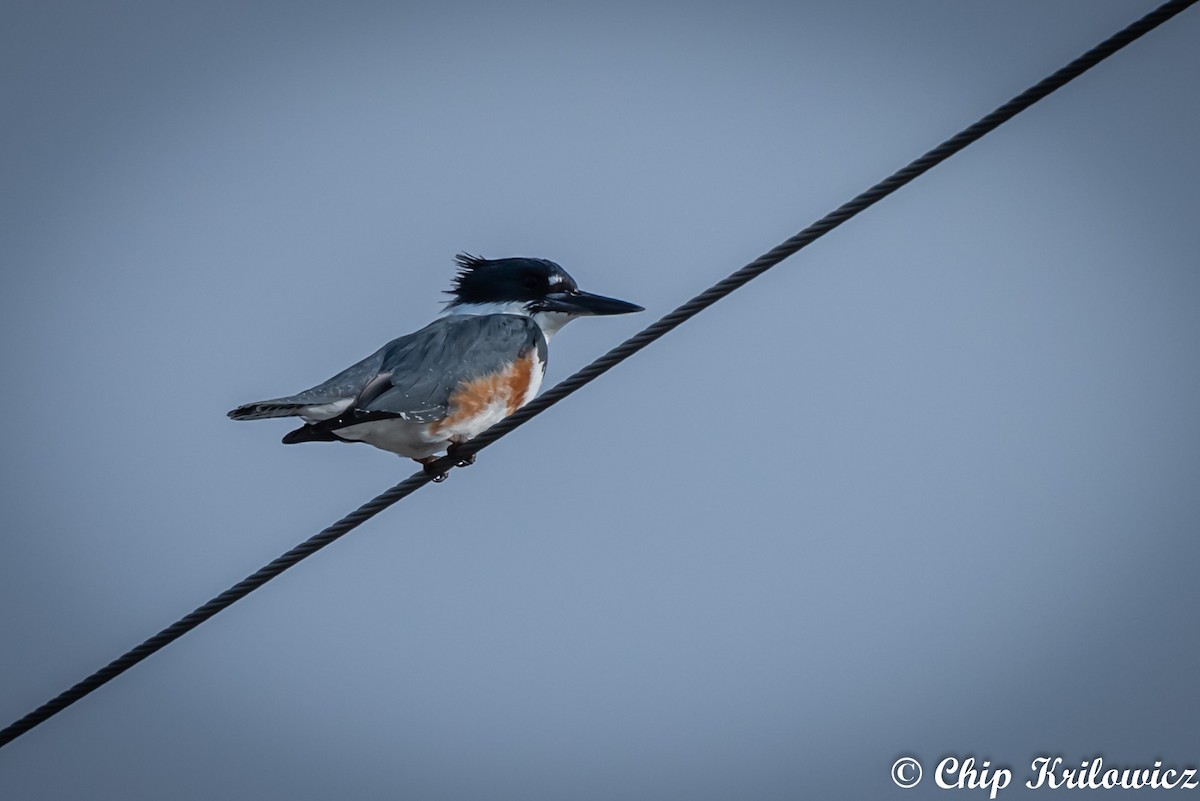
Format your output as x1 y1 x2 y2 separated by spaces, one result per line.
445 254 643 325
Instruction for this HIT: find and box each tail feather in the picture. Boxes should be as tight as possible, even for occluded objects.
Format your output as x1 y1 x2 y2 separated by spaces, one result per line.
227 400 308 421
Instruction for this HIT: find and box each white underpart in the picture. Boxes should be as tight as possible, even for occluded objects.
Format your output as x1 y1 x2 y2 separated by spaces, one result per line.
329 418 446 458
299 398 354 423
441 301 577 341
531 311 574 340
521 346 545 407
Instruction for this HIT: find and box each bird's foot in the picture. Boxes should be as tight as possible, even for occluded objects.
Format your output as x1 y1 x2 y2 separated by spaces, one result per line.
414 455 450 483
446 442 476 469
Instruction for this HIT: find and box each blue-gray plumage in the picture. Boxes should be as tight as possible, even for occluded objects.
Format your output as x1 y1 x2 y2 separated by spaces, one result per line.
230 314 544 425
229 254 642 463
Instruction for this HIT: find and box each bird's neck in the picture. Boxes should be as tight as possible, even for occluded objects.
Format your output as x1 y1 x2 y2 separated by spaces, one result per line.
442 302 575 341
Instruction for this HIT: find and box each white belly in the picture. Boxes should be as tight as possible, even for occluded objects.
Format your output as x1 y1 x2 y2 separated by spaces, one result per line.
332 419 447 458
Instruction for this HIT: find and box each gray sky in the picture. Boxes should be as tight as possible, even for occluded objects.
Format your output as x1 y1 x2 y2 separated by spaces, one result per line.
2 1 1198 799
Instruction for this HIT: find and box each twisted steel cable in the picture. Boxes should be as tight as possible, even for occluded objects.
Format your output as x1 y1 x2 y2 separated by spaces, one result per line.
1 0 1194 751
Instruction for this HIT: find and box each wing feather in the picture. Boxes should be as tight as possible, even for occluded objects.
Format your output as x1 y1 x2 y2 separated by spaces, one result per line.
359 314 544 422
227 346 388 420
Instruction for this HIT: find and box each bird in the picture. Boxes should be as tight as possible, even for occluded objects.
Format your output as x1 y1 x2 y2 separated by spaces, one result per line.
228 254 643 473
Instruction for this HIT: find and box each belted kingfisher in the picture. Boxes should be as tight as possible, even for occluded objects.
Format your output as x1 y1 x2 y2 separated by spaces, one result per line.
228 254 643 469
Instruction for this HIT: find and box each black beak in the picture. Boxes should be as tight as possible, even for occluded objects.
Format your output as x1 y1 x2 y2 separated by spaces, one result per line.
541 290 644 316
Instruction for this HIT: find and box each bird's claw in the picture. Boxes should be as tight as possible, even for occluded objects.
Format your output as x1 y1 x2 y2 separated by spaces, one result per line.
446 443 476 469
423 462 450 482
417 456 450 482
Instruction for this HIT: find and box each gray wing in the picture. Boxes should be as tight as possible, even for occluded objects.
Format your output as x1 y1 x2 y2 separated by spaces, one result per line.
358 314 545 423
227 344 390 421
228 314 544 423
